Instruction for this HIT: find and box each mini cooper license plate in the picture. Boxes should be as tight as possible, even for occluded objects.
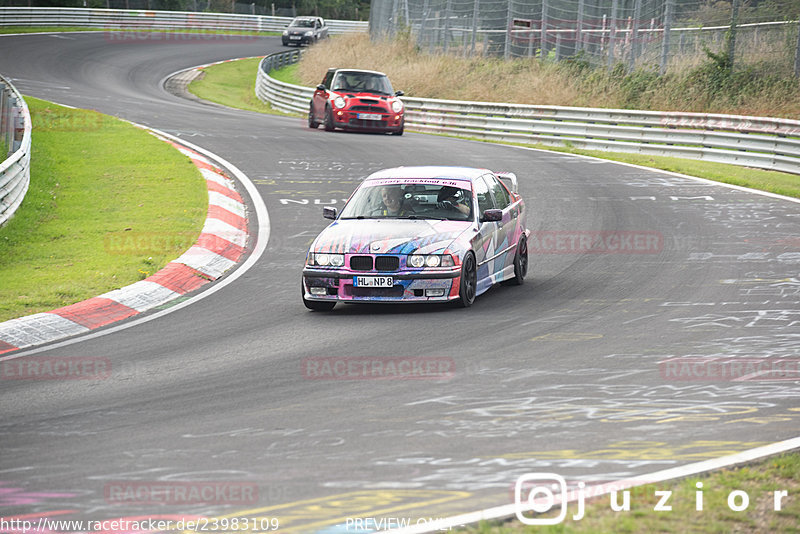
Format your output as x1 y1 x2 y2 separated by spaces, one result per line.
289 35 301 39
354 276 393 287
357 113 382 120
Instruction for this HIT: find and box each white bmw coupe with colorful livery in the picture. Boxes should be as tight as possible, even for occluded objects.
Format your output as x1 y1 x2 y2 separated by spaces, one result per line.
301 166 529 311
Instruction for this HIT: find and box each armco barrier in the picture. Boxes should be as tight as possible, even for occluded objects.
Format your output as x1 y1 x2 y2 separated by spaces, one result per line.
256 51 800 176
0 7 367 34
0 74 31 227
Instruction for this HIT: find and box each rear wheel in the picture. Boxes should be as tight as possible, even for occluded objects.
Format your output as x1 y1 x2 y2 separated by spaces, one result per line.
323 106 335 131
302 282 336 311
308 105 319 129
455 252 477 308
503 236 528 286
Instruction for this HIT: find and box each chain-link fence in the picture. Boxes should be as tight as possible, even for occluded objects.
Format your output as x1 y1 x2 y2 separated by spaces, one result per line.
370 0 800 74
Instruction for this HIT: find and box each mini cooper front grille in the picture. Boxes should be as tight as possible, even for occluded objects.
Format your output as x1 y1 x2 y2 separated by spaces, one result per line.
349 256 373 271
375 256 399 271
350 105 386 112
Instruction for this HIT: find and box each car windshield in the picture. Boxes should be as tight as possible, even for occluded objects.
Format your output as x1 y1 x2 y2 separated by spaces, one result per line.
339 183 473 221
289 19 315 27
332 72 394 95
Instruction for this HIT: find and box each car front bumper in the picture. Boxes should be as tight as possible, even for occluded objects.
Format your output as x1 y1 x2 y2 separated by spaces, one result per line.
302 267 461 303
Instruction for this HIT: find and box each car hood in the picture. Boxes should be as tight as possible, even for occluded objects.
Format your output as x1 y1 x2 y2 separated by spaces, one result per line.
312 219 472 255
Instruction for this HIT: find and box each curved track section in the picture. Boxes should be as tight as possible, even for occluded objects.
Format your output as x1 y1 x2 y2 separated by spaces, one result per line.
0 32 798 530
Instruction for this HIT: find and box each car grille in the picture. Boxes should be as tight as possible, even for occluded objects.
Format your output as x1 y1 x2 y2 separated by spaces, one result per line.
375 256 399 271
348 119 388 128
346 285 405 298
350 256 373 271
350 105 386 112
349 255 399 271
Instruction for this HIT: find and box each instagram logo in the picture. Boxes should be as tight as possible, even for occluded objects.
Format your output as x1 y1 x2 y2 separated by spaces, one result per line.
515 473 569 525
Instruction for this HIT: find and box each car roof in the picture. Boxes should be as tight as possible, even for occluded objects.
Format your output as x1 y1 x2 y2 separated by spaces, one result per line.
329 68 388 77
364 166 492 183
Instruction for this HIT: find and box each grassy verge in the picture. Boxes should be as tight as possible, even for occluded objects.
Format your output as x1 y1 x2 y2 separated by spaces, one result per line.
462 451 800 533
0 97 207 322
187 57 284 115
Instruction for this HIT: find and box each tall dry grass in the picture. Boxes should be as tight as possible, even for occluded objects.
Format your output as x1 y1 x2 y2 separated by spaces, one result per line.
298 33 800 117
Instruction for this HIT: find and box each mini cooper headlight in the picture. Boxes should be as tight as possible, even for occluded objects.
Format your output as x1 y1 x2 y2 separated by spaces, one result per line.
304 31 314 36
391 100 403 113
310 253 344 267
334 96 347 109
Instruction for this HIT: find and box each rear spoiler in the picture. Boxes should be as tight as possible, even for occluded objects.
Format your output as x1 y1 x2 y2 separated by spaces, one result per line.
496 171 518 194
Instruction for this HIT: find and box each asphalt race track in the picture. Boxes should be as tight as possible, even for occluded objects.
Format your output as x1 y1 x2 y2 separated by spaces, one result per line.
0 32 799 531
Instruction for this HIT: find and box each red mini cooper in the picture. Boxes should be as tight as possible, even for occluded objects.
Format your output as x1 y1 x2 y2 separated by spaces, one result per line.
309 68 405 135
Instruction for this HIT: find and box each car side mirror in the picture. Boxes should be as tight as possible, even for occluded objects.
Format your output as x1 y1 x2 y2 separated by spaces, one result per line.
317 84 326 91
480 209 502 222
323 206 338 220
395 90 404 97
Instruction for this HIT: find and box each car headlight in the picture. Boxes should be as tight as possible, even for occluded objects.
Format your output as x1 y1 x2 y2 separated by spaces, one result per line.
282 30 288 35
333 96 346 109
408 254 454 268
309 252 344 267
304 31 314 36
391 100 403 113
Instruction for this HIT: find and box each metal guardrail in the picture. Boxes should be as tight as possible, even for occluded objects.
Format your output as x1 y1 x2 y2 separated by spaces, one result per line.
0 7 368 35
0 74 31 227
256 51 800 176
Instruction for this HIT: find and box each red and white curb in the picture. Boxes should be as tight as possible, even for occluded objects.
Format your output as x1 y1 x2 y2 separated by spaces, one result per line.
0 134 249 355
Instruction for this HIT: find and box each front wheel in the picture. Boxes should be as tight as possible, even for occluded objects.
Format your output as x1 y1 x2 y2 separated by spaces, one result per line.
308 105 319 129
455 252 477 308
323 106 335 131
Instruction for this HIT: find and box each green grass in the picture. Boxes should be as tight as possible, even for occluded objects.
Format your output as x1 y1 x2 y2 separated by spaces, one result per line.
188 57 286 115
0 97 207 322
464 452 800 533
214 60 799 199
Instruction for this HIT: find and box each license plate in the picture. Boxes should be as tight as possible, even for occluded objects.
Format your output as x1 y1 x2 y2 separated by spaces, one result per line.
354 276 393 287
289 35 301 39
357 113 382 120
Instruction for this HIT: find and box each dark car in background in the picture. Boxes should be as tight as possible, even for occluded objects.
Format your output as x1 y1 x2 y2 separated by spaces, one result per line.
282 16 328 46
309 68 405 135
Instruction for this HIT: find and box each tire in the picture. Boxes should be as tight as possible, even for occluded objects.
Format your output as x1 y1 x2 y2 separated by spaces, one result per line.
503 236 528 286
323 106 335 131
308 105 319 129
302 282 336 311
455 252 477 308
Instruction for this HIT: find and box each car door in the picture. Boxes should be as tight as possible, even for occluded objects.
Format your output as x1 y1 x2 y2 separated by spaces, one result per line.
471 176 499 292
484 173 518 275
313 70 334 118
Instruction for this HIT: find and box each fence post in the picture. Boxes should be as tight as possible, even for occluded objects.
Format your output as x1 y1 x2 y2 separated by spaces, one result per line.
660 0 673 75
504 0 513 59
417 0 430 48
541 0 548 60
470 0 479 56
607 0 617 70
727 0 739 69
795 21 800 77
443 0 452 53
575 0 584 53
628 0 641 72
